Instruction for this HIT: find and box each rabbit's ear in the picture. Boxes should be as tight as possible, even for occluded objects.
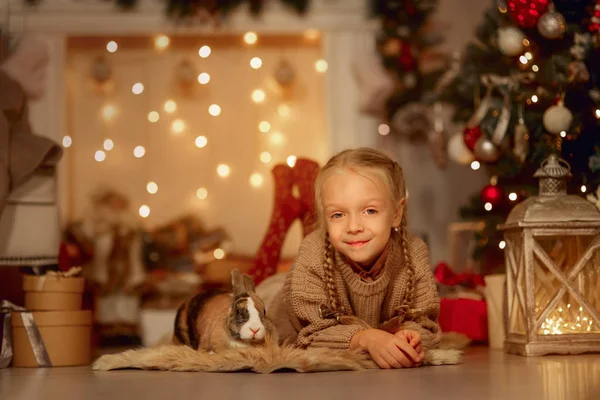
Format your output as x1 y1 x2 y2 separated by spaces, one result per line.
231 269 244 293
242 273 256 293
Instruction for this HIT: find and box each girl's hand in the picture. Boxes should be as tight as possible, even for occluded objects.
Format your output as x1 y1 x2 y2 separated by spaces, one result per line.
395 330 424 363
351 329 420 369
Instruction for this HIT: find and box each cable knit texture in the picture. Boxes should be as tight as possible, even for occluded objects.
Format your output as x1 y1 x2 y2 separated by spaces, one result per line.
269 229 441 350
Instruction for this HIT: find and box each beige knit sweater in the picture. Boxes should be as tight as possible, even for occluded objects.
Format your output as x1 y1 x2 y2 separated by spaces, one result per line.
269 229 441 349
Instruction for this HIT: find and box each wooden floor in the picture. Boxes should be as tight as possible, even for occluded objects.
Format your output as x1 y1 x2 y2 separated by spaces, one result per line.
1 347 598 400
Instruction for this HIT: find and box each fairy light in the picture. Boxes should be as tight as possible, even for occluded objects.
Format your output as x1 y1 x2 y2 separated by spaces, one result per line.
581 185 587 193
519 55 528 64
484 202 493 211
378 124 391 136
287 155 297 168
103 139 114 151
196 188 208 200
198 45 211 58
260 152 272 164
278 104 290 117
525 52 533 60
106 41 118 53
499 240 506 249
471 161 481 170
139 205 150 218
560 130 567 138
244 31 258 45
155 35 170 50
102 104 117 121
208 104 221 116
95 150 106 162
164 100 177 113
133 146 146 158
595 109 600 119
217 164 230 177
148 111 160 123
269 132 286 146
171 119 186 134
509 192 518 201
315 59 328 73
147 182 158 194
197 72 210 85
132 83 144 95
62 136 72 148
213 248 225 259
532 65 539 72
252 89 266 103
531 95 539 103
195 136 208 148
250 173 264 188
250 57 263 69
523 39 530 46
259 121 271 133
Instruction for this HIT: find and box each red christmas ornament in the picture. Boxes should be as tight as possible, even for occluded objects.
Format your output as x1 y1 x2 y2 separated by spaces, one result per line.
481 184 504 206
463 125 482 151
398 42 417 72
507 0 550 28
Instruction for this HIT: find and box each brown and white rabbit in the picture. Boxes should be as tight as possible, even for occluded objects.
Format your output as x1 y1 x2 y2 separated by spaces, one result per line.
172 269 278 352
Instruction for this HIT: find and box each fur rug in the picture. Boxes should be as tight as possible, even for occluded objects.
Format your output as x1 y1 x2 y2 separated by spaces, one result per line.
92 343 464 373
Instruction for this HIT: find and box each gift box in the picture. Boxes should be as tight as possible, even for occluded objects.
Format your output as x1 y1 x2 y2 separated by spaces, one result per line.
23 274 85 311
11 310 91 367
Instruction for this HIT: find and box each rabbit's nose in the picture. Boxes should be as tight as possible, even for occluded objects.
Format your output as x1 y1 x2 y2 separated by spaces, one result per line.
250 327 260 334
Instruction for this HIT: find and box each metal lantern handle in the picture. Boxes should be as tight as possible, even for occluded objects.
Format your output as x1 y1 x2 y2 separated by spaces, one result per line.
540 155 571 175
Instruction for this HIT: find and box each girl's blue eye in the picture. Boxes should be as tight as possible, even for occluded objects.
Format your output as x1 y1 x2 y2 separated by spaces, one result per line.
365 209 377 215
331 212 343 219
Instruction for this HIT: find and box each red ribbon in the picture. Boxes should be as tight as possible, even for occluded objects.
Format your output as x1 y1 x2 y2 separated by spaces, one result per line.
434 262 485 288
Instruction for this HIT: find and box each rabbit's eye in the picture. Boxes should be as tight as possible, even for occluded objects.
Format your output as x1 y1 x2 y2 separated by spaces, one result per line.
263 309 267 316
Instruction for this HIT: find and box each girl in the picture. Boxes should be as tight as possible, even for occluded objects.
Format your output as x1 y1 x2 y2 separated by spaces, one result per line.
270 148 441 369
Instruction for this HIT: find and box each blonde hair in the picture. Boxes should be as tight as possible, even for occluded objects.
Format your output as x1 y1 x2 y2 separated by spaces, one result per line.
314 148 415 324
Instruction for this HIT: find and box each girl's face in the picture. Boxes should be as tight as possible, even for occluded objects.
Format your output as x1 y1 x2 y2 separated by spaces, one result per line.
321 168 404 267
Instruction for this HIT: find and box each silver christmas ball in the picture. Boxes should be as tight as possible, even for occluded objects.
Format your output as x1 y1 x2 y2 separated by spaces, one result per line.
543 104 573 134
497 27 525 56
474 137 500 163
538 11 566 39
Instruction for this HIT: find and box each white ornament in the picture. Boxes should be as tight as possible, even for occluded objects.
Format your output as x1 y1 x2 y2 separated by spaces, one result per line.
538 10 566 39
542 103 573 135
448 132 474 165
497 27 526 56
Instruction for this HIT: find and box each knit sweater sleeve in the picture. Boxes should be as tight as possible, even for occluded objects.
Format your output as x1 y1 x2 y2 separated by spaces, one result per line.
286 235 366 349
398 237 442 346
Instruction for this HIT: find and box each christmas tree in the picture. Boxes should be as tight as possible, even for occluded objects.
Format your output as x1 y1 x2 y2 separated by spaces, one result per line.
437 0 600 272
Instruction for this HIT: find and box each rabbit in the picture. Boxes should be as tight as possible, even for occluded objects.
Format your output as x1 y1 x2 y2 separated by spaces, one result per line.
172 269 278 353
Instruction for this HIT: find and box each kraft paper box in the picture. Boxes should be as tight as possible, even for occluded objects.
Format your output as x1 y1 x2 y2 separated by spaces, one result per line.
22 275 84 311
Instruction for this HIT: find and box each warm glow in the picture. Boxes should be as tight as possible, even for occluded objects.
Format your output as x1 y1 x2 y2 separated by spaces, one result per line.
560 130 567 138
269 132 286 146
315 59 328 73
509 192 518 201
217 164 230 177
164 100 177 113
147 182 158 194
250 57 263 69
244 31 258 45
260 152 272 164
133 146 146 158
155 35 170 50
471 161 481 170
581 185 587 193
196 188 208 200
484 202 493 211
531 95 539 103
519 55 528 65
132 83 144 95
252 89 266 103
62 136 72 148
259 121 271 133
287 155 297 168
532 65 539 72
250 173 264 188
378 124 390 136
208 104 221 116
595 109 600 119
197 72 210 85
148 111 160 123
213 248 225 259
106 41 118 53
195 136 208 148
102 104 117 121
499 241 506 250
525 52 533 60
523 39 530 46
171 119 186 134
303 29 320 41
95 150 106 162
139 205 150 218
278 104 290 117
198 45 211 58
103 139 114 151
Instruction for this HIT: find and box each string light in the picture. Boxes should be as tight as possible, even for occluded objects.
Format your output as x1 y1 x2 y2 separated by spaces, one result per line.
287 155 297 168
195 136 208 148
315 59 328 73
95 150 106 162
250 173 264 188
531 95 539 103
197 72 210 85
252 89 266 103
471 161 481 170
509 192 518 201
164 100 177 113
102 104 117 121
147 182 158 194
62 136 72 148
523 39 530 46
260 152 272 164
244 32 258 45
171 119 186 134
196 188 208 200
532 65 539 72
525 52 533 60
198 45 211 58
139 205 150 218
208 104 221 116
595 109 600 119
103 139 114 151
378 124 390 136
259 121 271 133
133 146 146 158
132 83 144 95
148 111 160 123
106 41 118 53
217 164 230 177
155 35 170 50
539 303 595 335
560 130 567 138
519 55 528 64
269 132 286 146
213 248 225 259
484 202 493 211
250 57 262 69
499 241 506 250
581 185 587 193
278 104 290 117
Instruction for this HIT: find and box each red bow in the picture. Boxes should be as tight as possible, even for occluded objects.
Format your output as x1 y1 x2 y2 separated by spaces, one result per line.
434 262 485 288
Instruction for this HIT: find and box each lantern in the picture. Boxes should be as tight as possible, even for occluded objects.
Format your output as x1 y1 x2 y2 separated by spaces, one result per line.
498 154 600 356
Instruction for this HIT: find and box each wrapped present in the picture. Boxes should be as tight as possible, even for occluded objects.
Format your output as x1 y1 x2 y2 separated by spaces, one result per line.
23 268 85 311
